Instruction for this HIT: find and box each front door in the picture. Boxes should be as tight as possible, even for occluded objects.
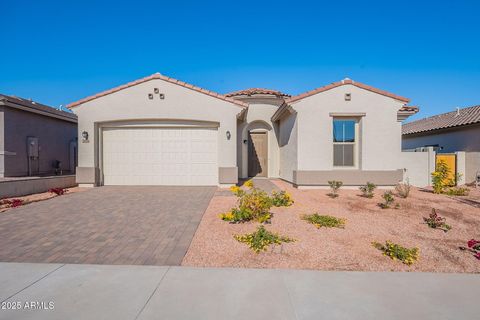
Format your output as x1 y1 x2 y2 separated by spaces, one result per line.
248 132 268 177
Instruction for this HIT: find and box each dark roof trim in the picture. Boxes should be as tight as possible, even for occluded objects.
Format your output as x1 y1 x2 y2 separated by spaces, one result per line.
0 94 77 123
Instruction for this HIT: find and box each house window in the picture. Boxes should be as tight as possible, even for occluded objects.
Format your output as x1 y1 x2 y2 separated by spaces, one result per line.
333 119 357 167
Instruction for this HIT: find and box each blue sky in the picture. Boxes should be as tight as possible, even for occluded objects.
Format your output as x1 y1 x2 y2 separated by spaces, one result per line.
1 0 479 121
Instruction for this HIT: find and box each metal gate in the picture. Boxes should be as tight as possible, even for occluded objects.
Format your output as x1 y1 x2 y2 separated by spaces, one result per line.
435 154 457 185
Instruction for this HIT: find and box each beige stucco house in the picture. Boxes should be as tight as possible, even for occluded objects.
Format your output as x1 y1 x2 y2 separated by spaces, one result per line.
68 73 418 187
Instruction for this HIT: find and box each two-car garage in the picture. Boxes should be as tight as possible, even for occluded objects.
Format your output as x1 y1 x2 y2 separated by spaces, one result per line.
102 127 218 186
69 73 245 187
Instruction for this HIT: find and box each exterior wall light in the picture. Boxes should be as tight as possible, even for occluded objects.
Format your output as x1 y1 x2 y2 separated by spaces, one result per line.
82 131 89 142
226 131 231 140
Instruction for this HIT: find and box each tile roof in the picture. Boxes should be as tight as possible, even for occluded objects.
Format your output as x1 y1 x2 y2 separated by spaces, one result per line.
286 78 410 103
0 94 77 122
225 88 290 97
67 73 248 109
402 105 480 135
399 105 419 113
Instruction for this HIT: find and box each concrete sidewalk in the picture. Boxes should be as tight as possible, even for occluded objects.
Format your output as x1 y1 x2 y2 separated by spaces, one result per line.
0 263 478 320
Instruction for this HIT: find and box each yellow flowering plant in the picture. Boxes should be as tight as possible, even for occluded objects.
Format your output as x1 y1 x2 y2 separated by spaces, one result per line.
234 225 295 253
372 240 419 266
220 181 295 223
271 191 294 207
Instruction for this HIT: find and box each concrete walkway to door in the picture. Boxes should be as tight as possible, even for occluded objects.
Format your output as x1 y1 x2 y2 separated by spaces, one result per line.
0 262 478 320
0 186 216 266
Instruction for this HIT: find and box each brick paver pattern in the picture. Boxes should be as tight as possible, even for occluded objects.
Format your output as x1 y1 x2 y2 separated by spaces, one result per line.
0 186 216 266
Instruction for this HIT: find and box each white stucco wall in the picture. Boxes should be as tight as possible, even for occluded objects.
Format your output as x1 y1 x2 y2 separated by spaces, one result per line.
72 78 243 179
400 148 435 187
291 84 406 171
402 124 480 153
278 112 298 182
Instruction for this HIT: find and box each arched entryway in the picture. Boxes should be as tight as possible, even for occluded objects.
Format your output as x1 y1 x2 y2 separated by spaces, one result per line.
242 120 273 178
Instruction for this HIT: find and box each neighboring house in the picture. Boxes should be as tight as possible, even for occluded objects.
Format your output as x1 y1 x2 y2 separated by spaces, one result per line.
402 105 480 152
68 73 418 187
0 94 78 178
402 105 480 183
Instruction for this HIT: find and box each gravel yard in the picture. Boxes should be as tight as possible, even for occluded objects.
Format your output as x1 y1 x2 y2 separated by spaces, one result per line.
182 180 480 272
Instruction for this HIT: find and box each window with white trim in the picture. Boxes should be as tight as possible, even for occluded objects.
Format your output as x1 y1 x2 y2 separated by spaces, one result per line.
333 119 357 167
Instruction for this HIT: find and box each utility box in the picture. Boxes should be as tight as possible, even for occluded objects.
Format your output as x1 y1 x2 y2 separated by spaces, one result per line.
27 137 39 158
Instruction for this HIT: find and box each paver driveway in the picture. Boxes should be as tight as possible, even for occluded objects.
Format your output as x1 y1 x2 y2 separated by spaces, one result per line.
0 186 216 266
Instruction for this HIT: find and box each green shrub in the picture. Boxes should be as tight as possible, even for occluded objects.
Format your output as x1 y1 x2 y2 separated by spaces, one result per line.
372 240 419 266
271 190 294 207
301 213 346 229
234 225 295 253
445 187 469 196
378 191 398 209
424 208 451 232
359 182 376 198
327 180 343 198
395 181 411 198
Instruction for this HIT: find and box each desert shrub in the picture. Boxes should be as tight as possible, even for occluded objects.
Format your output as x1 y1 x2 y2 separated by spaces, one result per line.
359 182 376 198
301 214 346 229
49 188 66 196
467 239 480 260
378 191 398 209
327 180 343 198
234 225 295 253
395 181 411 198
445 187 469 196
431 161 456 194
0 199 24 208
271 190 294 207
372 240 419 266
423 208 451 232
219 180 273 223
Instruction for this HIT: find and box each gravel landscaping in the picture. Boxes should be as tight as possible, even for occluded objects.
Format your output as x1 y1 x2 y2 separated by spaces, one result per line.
0 187 85 213
183 180 480 272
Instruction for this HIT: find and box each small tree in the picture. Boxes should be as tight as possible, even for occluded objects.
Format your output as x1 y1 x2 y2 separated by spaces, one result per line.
431 160 454 194
359 182 376 198
327 180 343 198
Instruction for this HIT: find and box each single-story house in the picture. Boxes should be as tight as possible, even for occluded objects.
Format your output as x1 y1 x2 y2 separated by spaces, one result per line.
402 105 480 183
68 73 418 187
0 94 78 178
403 105 480 152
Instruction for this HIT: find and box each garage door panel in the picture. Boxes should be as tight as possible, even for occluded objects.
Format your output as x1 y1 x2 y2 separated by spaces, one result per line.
103 127 218 186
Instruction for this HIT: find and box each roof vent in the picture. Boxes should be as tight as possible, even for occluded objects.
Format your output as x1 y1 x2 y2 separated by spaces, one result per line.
341 77 353 84
455 107 460 117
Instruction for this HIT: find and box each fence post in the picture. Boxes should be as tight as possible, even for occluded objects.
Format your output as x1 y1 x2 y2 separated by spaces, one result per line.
426 147 436 186
455 151 466 185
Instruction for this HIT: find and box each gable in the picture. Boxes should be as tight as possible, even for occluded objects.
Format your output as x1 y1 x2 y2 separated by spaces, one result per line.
67 73 247 109
287 79 410 104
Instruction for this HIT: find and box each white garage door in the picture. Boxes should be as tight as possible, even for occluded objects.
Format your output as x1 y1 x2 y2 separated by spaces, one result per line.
102 127 218 186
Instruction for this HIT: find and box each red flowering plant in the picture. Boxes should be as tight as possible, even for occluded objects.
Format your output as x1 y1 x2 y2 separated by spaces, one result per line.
467 239 480 260
49 188 66 196
0 198 24 208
